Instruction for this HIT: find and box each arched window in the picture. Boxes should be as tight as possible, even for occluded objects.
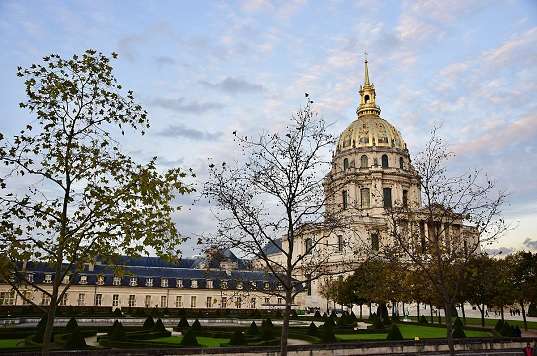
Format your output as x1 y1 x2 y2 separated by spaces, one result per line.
364 95 370 103
399 157 404 170
371 233 379 252
343 158 349 171
381 154 389 168
360 155 368 168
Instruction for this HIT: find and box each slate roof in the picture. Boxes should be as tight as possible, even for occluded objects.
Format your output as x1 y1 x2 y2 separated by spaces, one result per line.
262 238 283 255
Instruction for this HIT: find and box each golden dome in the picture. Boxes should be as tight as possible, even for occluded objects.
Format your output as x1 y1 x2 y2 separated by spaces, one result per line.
337 58 406 152
337 114 406 151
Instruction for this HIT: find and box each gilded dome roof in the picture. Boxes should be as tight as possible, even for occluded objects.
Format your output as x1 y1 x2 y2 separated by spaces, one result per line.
337 114 406 151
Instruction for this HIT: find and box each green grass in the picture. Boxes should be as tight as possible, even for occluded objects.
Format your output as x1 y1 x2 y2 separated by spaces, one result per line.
409 316 537 330
0 339 26 349
335 324 492 341
149 336 230 347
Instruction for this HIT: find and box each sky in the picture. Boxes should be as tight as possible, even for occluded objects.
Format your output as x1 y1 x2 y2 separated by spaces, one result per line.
0 0 536 256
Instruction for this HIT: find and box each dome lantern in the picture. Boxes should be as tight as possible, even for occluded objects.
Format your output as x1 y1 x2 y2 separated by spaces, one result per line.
357 56 381 117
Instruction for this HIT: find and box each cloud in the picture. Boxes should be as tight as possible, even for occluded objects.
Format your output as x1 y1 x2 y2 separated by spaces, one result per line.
199 77 265 94
156 124 222 141
152 97 225 114
155 56 176 67
523 238 537 250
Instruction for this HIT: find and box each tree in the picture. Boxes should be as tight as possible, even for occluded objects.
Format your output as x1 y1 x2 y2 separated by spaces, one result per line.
383 127 507 355
203 98 355 355
464 254 498 327
0 50 193 353
506 251 537 331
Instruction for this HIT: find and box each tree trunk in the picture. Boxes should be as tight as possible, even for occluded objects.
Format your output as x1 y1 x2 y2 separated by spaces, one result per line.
520 300 528 331
430 303 434 324
500 305 504 321
42 285 59 354
279 291 292 356
461 303 466 323
477 304 485 327
402 302 405 317
359 304 362 319
444 302 455 356
417 302 420 320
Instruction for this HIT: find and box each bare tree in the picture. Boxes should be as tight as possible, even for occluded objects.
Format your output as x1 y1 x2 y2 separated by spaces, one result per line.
0 50 193 354
203 98 357 355
383 126 507 355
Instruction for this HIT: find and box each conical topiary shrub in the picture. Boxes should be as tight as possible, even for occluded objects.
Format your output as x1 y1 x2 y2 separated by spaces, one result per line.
64 326 87 349
262 318 273 328
113 308 123 317
109 320 126 340
307 322 318 336
419 315 428 324
386 324 403 340
314 310 322 320
261 321 274 340
500 321 513 337
323 317 336 329
322 312 328 321
320 325 336 342
229 330 246 345
191 318 201 329
247 321 259 335
495 319 504 332
143 315 155 329
180 328 199 346
177 316 190 331
65 317 78 332
452 318 466 338
154 318 167 332
33 314 49 343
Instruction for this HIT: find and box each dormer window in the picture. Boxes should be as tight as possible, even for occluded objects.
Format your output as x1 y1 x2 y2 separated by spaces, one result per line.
161 278 168 287
26 273 34 283
44 274 52 283
113 276 121 286
221 280 228 289
129 277 137 286
237 281 243 290
63 275 69 284
264 282 270 290
176 279 183 288
97 275 104 285
191 280 198 288
207 280 213 289
79 275 87 284
146 278 153 287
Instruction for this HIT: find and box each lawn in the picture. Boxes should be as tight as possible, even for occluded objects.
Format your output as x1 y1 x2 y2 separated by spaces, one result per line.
409 316 537 330
0 339 26 349
335 324 492 341
150 335 230 347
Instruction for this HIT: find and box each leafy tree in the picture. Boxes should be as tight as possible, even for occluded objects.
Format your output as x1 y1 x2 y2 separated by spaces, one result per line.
203 98 355 356
505 251 537 331
464 254 498 327
0 50 193 353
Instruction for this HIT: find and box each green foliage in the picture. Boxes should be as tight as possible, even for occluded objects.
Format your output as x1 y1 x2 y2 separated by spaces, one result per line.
494 319 504 332
307 322 318 336
180 328 199 347
177 317 189 331
247 321 259 335
499 321 514 337
191 319 201 329
154 318 166 332
229 330 246 345
386 324 403 340
109 320 126 340
64 327 86 349
452 318 466 338
322 317 336 329
113 308 123 317
528 303 537 317
314 310 322 319
419 315 429 324
143 316 155 329
65 317 78 332
33 315 49 343
261 318 273 328
320 325 336 342
290 309 298 319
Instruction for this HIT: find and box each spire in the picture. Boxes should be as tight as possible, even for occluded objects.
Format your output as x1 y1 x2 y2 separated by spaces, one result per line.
364 52 370 86
357 52 381 117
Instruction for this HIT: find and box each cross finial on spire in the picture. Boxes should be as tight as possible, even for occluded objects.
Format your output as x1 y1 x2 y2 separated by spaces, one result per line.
363 50 370 85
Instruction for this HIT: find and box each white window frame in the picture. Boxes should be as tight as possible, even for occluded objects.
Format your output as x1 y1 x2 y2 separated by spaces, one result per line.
206 280 213 289
78 293 85 306
176 279 183 288
129 277 137 286
112 294 119 307
97 275 105 285
146 278 153 287
175 296 182 307
113 276 121 286
160 295 167 307
191 280 198 288
26 273 34 283
79 275 87 284
44 274 52 283
128 294 136 307
95 293 102 306
190 295 196 308
161 278 168 287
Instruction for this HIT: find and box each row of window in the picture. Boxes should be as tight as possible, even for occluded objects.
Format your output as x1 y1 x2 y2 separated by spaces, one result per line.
0 290 286 309
342 154 405 171
303 233 379 256
28 274 274 290
341 188 408 209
